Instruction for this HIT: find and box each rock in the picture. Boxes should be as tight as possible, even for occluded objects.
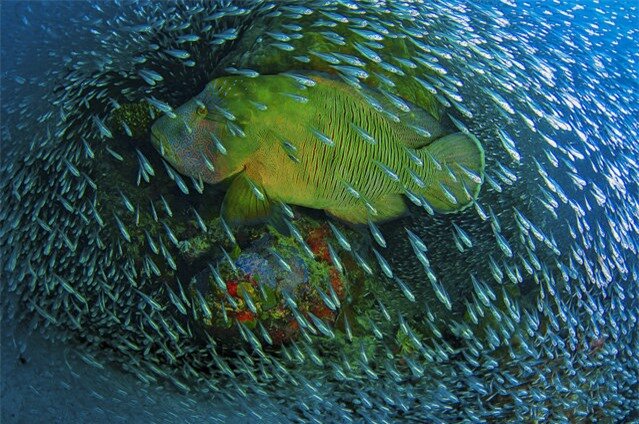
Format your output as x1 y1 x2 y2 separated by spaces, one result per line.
190 220 357 348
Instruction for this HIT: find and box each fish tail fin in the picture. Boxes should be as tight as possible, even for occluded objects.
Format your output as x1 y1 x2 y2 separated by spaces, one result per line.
419 132 485 213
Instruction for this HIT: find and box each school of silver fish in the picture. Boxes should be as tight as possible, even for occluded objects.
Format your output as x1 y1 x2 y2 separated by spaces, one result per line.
0 0 638 422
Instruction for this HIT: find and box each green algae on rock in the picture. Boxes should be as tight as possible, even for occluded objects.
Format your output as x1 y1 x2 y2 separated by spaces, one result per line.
110 102 161 139
191 220 359 347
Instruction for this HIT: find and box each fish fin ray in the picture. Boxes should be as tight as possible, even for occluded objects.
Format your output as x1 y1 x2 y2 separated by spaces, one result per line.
420 132 485 213
221 173 272 225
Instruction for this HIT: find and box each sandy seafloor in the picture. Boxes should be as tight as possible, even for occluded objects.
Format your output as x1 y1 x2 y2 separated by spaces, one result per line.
1 320 262 423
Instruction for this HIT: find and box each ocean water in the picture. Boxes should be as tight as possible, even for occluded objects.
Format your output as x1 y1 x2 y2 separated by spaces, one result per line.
1 1 638 423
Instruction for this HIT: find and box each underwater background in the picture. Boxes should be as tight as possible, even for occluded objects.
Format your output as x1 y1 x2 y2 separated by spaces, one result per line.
1 0 638 423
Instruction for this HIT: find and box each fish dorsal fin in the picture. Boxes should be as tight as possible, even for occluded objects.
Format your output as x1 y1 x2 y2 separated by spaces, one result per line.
221 173 272 226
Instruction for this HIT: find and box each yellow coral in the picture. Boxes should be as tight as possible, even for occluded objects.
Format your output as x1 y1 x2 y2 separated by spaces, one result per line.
109 102 160 138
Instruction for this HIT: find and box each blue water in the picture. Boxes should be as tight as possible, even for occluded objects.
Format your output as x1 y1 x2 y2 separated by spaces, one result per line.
1 1 637 423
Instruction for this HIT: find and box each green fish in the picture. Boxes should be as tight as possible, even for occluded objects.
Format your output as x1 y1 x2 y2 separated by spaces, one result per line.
151 73 485 225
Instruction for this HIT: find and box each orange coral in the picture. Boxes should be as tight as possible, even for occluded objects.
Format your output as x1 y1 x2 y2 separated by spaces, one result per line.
235 310 255 323
311 304 334 321
329 268 345 299
306 225 331 262
226 280 238 297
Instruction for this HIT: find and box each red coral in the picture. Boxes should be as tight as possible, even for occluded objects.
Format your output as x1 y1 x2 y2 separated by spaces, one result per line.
311 304 335 321
329 268 345 299
236 310 255 323
306 225 331 262
225 275 258 298
226 280 238 297
288 319 299 332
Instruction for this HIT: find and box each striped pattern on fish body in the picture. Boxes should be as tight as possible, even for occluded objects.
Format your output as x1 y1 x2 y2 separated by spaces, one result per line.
152 73 485 224
240 76 436 220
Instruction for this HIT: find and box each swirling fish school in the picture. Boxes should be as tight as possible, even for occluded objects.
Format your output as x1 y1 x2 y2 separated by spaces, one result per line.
0 1 637 423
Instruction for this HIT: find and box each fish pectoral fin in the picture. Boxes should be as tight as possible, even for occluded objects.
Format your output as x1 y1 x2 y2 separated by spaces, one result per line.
420 132 485 213
327 195 407 224
221 173 272 226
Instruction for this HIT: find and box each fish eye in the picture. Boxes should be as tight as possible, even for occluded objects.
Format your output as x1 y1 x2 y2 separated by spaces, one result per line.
195 101 207 117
